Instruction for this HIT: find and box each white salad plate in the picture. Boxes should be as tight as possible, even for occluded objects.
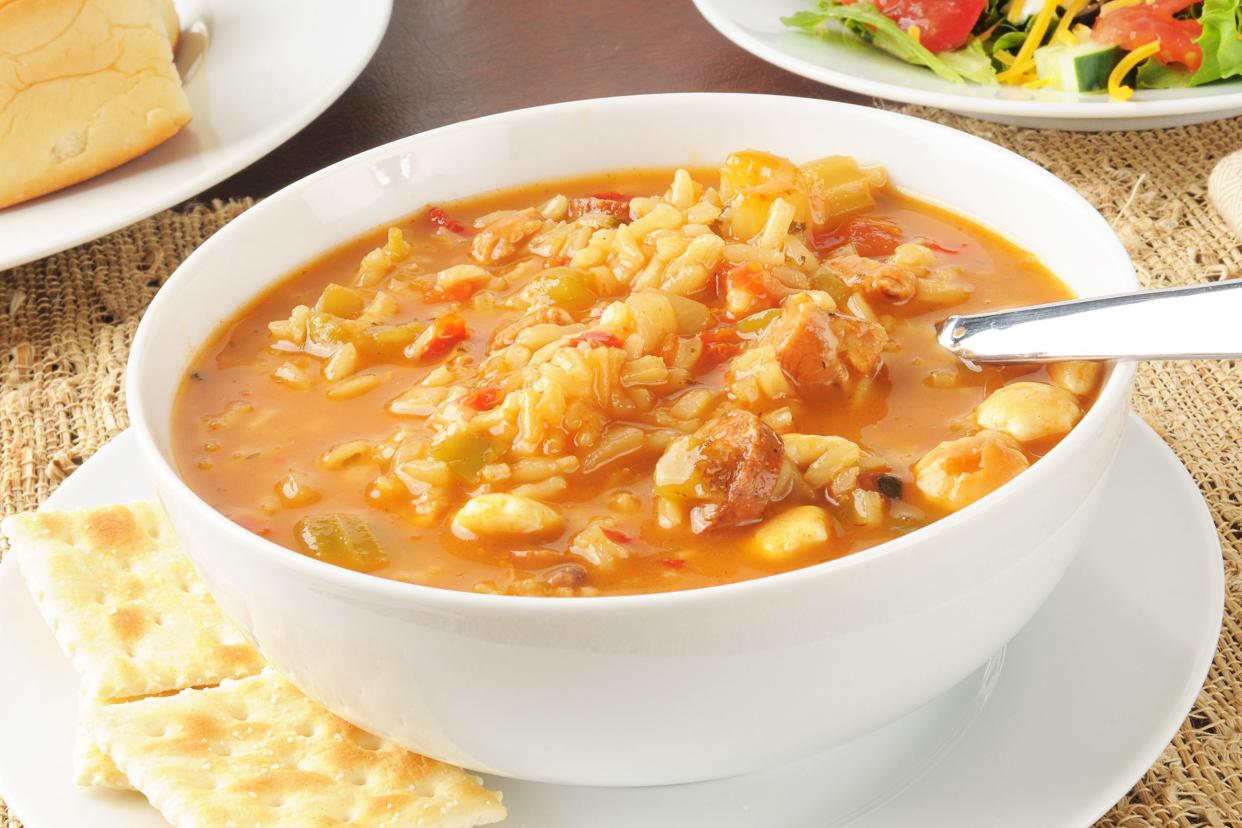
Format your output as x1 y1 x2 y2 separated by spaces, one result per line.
0 418 1222 827
693 0 1242 131
0 0 392 272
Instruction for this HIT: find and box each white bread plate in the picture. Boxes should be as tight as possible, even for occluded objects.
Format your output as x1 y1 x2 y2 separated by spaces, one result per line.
0 0 391 271
126 93 1139 786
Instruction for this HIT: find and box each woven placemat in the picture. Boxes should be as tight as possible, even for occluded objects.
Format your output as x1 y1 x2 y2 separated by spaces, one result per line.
2 115 1242 827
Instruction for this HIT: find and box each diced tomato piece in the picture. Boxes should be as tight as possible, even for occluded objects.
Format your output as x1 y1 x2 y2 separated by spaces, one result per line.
591 191 630 201
810 216 903 258
568 331 625 349
715 263 780 304
1093 1 1202 71
661 557 687 569
424 314 469 357
437 281 483 302
462 385 503 411
699 326 743 366
842 0 987 53
602 527 633 544
428 206 471 236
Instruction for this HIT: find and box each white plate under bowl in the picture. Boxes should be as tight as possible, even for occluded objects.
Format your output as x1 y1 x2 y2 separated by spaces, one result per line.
0 417 1222 827
693 0 1242 131
0 0 392 271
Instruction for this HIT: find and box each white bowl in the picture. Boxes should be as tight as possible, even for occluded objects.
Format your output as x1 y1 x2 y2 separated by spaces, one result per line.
692 0 1242 131
128 93 1137 786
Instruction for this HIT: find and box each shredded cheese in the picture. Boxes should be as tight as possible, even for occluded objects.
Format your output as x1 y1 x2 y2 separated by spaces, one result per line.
1051 0 1088 46
1022 77 1055 88
1006 0 1029 24
908 24 921 45
998 0 1060 84
1100 0 1144 14
1108 40 1161 101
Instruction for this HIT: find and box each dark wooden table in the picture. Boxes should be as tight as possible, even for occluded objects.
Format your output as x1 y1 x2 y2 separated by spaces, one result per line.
201 0 867 202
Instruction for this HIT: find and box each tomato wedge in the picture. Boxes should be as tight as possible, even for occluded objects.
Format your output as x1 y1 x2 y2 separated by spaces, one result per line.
844 0 987 53
1093 0 1203 71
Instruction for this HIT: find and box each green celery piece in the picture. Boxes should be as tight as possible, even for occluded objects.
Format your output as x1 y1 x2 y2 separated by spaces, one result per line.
782 3 964 83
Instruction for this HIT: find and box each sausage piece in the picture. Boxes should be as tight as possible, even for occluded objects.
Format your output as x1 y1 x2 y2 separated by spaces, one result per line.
762 301 887 393
567 196 630 223
655 409 785 533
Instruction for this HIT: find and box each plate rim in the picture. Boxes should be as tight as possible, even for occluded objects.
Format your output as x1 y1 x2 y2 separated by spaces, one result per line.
0 0 393 272
0 415 1224 827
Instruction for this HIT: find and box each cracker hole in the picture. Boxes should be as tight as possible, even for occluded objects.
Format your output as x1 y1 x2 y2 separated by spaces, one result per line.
324 804 355 823
294 721 315 738
353 734 382 751
208 742 233 757
346 767 369 786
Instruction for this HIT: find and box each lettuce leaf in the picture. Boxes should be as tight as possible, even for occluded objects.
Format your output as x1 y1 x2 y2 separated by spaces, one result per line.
1137 59 1194 89
782 3 964 83
1191 0 1242 86
941 38 998 85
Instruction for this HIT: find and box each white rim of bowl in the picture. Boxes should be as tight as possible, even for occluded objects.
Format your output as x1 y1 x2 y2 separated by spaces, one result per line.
128 92 1139 613
691 0 1242 121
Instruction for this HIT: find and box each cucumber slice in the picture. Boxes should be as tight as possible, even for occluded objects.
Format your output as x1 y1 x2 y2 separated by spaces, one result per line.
1034 41 1125 93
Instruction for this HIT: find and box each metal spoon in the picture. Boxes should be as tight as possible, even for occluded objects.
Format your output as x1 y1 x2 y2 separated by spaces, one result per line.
938 279 1242 365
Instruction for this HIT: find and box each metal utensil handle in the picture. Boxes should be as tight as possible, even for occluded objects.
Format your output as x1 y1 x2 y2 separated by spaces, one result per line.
939 279 1242 363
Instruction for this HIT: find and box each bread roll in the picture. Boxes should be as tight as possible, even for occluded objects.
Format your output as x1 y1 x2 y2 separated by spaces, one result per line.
0 0 191 209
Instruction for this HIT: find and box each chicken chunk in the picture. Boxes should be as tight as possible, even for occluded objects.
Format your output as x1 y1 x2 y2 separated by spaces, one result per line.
761 299 887 393
822 254 918 303
488 303 573 351
567 196 630 223
471 209 544 264
654 409 785 533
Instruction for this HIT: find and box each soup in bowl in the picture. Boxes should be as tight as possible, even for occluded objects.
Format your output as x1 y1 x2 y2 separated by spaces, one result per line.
173 153 1100 597
128 94 1136 785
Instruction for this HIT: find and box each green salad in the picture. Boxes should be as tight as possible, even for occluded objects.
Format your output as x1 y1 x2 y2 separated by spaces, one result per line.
783 0 1242 99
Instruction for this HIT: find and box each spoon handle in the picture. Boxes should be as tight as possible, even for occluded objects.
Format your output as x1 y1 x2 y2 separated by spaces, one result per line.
938 279 1242 364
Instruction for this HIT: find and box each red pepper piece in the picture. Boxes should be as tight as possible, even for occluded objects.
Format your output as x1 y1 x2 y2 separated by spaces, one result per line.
462 385 503 411
920 240 961 255
568 331 624 349
428 206 471 236
602 527 633 544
